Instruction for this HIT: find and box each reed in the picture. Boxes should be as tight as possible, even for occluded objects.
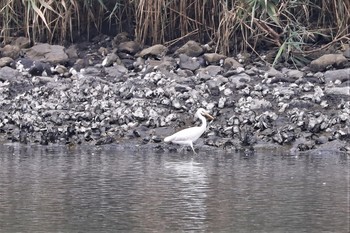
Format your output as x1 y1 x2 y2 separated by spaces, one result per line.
0 0 349 64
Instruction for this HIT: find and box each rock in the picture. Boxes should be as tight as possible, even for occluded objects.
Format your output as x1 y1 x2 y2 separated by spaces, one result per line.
171 98 182 109
324 68 350 83
102 53 121 67
105 65 128 80
268 74 297 83
344 50 350 58
236 67 245 73
249 98 272 110
206 80 220 96
14 37 31 49
0 66 22 82
343 46 350 58
95 136 115 145
175 40 204 57
118 52 134 60
132 107 146 120
53 64 68 75
222 70 236 77
174 84 189 93
16 58 52 76
218 97 226 108
229 73 251 83
245 68 257 76
72 59 88 71
0 44 21 59
203 53 226 65
324 87 350 96
237 52 251 63
0 57 14 67
145 56 177 72
117 41 141 55
284 69 305 79
65 45 79 59
176 69 194 77
112 32 130 47
133 57 145 71
29 61 52 76
196 65 222 76
33 76 55 85
266 67 283 78
137 44 167 58
212 76 228 84
81 67 102 76
98 47 108 56
26 43 68 64
178 54 200 71
223 57 243 70
310 54 348 72
121 59 135 70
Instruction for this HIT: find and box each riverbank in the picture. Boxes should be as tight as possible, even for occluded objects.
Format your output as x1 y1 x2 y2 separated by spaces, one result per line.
0 35 349 155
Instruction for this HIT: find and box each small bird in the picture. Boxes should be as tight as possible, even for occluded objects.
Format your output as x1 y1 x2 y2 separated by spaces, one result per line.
164 108 214 154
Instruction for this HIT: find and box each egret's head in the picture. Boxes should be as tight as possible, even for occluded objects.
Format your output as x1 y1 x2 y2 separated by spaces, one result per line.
196 108 214 120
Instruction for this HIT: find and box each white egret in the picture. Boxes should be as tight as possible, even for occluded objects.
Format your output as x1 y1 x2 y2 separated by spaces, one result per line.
164 108 214 154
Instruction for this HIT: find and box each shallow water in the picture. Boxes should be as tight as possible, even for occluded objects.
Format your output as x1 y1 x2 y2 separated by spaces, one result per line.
0 143 348 233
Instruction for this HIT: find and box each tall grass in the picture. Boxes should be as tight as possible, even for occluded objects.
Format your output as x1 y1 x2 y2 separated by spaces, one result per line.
0 0 349 63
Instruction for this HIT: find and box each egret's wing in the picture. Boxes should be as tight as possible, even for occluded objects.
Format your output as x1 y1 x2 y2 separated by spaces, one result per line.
165 126 204 142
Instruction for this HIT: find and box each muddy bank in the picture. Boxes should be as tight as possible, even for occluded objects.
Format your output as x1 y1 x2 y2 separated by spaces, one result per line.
0 36 349 155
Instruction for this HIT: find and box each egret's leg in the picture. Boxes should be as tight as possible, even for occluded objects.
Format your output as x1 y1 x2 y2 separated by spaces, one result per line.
190 142 197 155
179 145 186 152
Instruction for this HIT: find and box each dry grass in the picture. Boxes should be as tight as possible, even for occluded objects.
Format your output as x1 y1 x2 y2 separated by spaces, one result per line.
0 0 349 64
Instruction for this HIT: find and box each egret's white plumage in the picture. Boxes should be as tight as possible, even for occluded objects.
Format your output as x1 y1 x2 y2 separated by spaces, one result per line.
164 108 214 154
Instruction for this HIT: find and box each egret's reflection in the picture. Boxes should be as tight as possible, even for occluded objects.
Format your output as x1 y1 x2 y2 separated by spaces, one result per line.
164 159 208 229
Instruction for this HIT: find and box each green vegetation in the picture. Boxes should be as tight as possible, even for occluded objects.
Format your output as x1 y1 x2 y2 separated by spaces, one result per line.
1 0 349 63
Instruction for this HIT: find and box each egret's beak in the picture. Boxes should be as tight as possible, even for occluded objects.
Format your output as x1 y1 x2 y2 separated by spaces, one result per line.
202 112 214 120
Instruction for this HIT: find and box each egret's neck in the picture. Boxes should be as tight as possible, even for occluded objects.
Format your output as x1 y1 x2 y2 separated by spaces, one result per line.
199 114 207 129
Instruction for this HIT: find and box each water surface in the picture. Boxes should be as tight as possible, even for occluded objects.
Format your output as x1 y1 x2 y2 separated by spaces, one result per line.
0 143 348 232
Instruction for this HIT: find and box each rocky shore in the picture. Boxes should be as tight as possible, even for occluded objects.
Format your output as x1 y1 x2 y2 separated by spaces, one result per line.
0 35 349 155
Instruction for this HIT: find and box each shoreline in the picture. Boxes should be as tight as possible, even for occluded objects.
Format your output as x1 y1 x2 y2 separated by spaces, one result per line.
0 37 349 155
